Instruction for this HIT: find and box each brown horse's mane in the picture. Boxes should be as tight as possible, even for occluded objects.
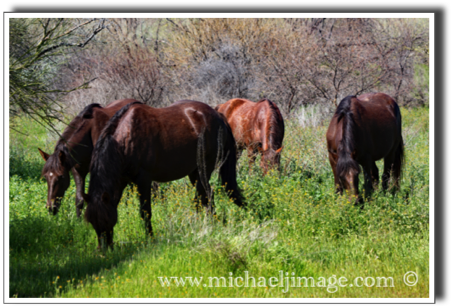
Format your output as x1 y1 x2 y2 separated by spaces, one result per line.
258 99 284 151
42 104 103 175
335 95 360 178
60 103 103 144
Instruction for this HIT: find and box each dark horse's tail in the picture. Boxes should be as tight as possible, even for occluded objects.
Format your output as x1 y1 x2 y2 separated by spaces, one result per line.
218 115 245 208
392 103 405 186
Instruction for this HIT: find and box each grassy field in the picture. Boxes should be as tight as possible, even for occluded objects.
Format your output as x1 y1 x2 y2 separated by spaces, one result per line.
8 106 430 299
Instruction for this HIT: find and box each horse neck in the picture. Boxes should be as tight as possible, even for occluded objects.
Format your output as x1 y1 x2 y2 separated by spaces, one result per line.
60 121 95 168
89 132 127 203
94 175 127 203
88 168 127 212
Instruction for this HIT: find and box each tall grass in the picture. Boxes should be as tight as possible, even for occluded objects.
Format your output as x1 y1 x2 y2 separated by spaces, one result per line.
8 106 429 298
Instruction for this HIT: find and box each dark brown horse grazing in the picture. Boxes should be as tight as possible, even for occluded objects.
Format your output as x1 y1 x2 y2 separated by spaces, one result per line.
83 100 245 249
326 93 404 203
215 98 285 174
38 99 141 216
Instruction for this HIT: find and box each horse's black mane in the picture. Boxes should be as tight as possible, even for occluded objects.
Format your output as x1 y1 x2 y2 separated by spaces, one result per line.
88 101 143 194
77 103 103 119
84 101 143 226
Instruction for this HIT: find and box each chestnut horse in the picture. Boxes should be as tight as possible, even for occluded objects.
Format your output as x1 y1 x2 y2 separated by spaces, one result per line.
215 98 284 174
83 100 245 249
38 99 141 216
326 93 404 203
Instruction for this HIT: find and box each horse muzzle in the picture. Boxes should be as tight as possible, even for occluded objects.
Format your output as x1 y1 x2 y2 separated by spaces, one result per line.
47 198 61 215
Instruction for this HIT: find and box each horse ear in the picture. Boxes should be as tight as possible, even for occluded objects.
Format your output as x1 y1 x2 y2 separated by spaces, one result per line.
275 147 283 154
214 104 220 111
38 148 50 161
102 192 110 204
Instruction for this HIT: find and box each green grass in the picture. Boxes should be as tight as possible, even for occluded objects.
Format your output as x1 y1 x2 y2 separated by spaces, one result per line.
8 107 430 298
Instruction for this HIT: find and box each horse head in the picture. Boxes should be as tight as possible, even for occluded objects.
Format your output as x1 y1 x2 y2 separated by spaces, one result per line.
260 146 283 174
82 190 117 249
335 153 361 203
39 148 71 215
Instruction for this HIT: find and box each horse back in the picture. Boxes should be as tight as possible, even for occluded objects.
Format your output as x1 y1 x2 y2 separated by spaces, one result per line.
112 102 227 182
217 98 284 151
217 99 254 121
355 93 400 129
353 93 402 160
87 99 140 144
105 98 141 111
216 99 257 146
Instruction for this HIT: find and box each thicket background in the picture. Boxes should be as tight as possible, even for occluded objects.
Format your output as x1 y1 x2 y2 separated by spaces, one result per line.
9 18 429 125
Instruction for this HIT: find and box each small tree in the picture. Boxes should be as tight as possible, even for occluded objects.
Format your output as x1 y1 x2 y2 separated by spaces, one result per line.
9 18 106 131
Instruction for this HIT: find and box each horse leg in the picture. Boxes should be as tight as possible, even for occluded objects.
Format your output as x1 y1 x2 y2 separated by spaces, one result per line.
391 140 404 189
236 145 244 161
188 170 213 216
95 228 104 250
106 228 114 249
328 153 342 194
260 154 269 175
151 182 160 200
136 178 154 237
361 161 374 200
382 153 395 191
94 225 115 250
247 146 257 172
72 168 87 218
371 161 379 189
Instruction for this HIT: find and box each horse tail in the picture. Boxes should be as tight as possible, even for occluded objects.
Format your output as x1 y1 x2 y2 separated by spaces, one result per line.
335 96 360 178
259 99 284 152
219 117 246 208
268 100 285 154
392 103 404 186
